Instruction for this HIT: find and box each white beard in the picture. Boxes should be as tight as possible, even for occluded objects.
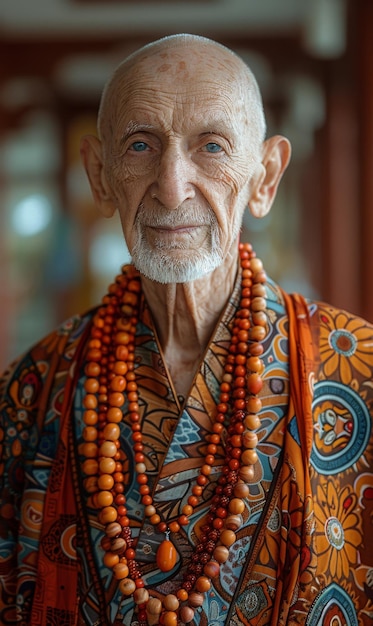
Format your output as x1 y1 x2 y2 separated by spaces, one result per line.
130 203 227 284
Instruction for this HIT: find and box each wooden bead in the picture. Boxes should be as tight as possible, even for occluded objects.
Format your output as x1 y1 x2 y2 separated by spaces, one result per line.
100 535 112 551
169 521 180 533
252 310 267 326
250 258 263 273
83 476 98 493
246 373 263 394
99 506 117 524
255 270 267 283
115 331 131 345
144 504 156 517
111 537 127 554
251 283 266 297
246 397 262 413
103 423 120 441
113 562 129 580
107 407 123 423
99 457 116 474
96 490 114 508
233 481 250 499
85 361 100 376
84 377 100 393
195 576 211 593
239 465 255 482
99 441 117 457
146 598 162 615
177 589 189 602
163 594 179 611
243 431 258 449
110 375 126 392
163 611 178 626
203 560 220 578
83 394 98 409
246 356 264 373
147 612 161 625
133 587 149 605
182 504 193 516
180 606 195 623
229 497 245 514
113 360 128 375
188 592 204 607
105 521 122 537
248 342 264 357
136 462 147 474
244 413 261 430
118 578 136 596
83 409 98 426
82 459 99 476
219 529 236 547
86 348 101 362
97 474 114 490
116 345 129 361
251 297 266 312
241 449 258 465
225 514 243 531
81 442 98 458
108 392 124 408
249 326 266 342
103 551 119 568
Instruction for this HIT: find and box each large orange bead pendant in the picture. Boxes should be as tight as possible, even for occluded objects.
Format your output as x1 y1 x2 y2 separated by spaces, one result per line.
156 538 177 572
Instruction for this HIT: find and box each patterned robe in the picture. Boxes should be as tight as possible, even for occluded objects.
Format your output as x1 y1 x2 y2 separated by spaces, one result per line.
1 269 373 626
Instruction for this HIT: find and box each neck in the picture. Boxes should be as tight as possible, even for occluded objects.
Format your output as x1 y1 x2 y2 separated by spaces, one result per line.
140 244 239 396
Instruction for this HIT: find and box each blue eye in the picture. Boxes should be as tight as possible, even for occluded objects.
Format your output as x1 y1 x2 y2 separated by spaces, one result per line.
205 142 222 153
131 141 148 152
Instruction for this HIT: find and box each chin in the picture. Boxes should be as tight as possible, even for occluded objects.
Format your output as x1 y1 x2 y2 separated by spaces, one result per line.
132 249 223 284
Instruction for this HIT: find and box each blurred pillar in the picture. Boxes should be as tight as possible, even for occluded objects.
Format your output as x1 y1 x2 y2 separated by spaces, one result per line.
357 0 373 323
321 82 360 316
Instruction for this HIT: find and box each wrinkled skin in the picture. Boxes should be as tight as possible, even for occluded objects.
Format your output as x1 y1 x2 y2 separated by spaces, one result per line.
81 35 291 395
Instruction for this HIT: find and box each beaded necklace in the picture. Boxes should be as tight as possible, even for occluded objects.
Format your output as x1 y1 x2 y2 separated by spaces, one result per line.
81 242 267 626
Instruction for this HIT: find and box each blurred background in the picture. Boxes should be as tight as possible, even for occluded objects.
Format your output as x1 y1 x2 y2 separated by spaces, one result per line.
0 0 372 371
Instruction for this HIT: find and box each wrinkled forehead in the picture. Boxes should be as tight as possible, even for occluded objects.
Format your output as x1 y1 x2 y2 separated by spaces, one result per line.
98 42 261 146
115 50 247 118
129 45 243 80
124 49 246 97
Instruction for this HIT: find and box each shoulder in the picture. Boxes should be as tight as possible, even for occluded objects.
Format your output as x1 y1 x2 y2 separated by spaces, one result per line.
0 309 96 496
307 299 373 365
0 309 96 444
279 294 373 405
1 309 95 388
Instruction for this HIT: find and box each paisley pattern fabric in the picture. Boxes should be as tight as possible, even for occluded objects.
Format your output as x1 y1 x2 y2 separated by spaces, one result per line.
1 267 373 626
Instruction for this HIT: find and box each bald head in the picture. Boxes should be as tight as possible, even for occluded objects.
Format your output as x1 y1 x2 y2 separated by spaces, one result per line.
81 33 291 285
97 34 266 155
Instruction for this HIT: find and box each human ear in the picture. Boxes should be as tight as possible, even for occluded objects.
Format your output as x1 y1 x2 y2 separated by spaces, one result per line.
80 135 116 218
248 135 291 218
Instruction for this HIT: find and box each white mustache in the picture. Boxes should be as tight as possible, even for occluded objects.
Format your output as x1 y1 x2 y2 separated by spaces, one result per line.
136 203 216 228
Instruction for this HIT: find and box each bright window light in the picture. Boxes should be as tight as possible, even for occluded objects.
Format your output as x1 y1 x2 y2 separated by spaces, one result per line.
89 232 129 277
11 194 53 237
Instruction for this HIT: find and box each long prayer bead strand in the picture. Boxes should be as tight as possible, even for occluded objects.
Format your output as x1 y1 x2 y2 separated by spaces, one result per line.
80 243 268 625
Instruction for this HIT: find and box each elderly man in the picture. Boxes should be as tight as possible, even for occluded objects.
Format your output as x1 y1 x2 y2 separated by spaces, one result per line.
1 34 372 626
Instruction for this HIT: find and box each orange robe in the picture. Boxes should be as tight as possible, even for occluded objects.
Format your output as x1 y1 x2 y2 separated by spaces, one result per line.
1 270 373 625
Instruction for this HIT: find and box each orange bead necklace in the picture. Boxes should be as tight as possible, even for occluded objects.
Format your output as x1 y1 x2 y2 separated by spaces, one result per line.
80 242 267 626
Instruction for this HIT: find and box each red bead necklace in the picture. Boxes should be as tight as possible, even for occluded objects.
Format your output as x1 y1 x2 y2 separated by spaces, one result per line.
80 242 267 626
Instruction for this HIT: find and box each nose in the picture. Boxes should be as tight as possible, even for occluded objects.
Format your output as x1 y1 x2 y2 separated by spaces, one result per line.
151 147 196 209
